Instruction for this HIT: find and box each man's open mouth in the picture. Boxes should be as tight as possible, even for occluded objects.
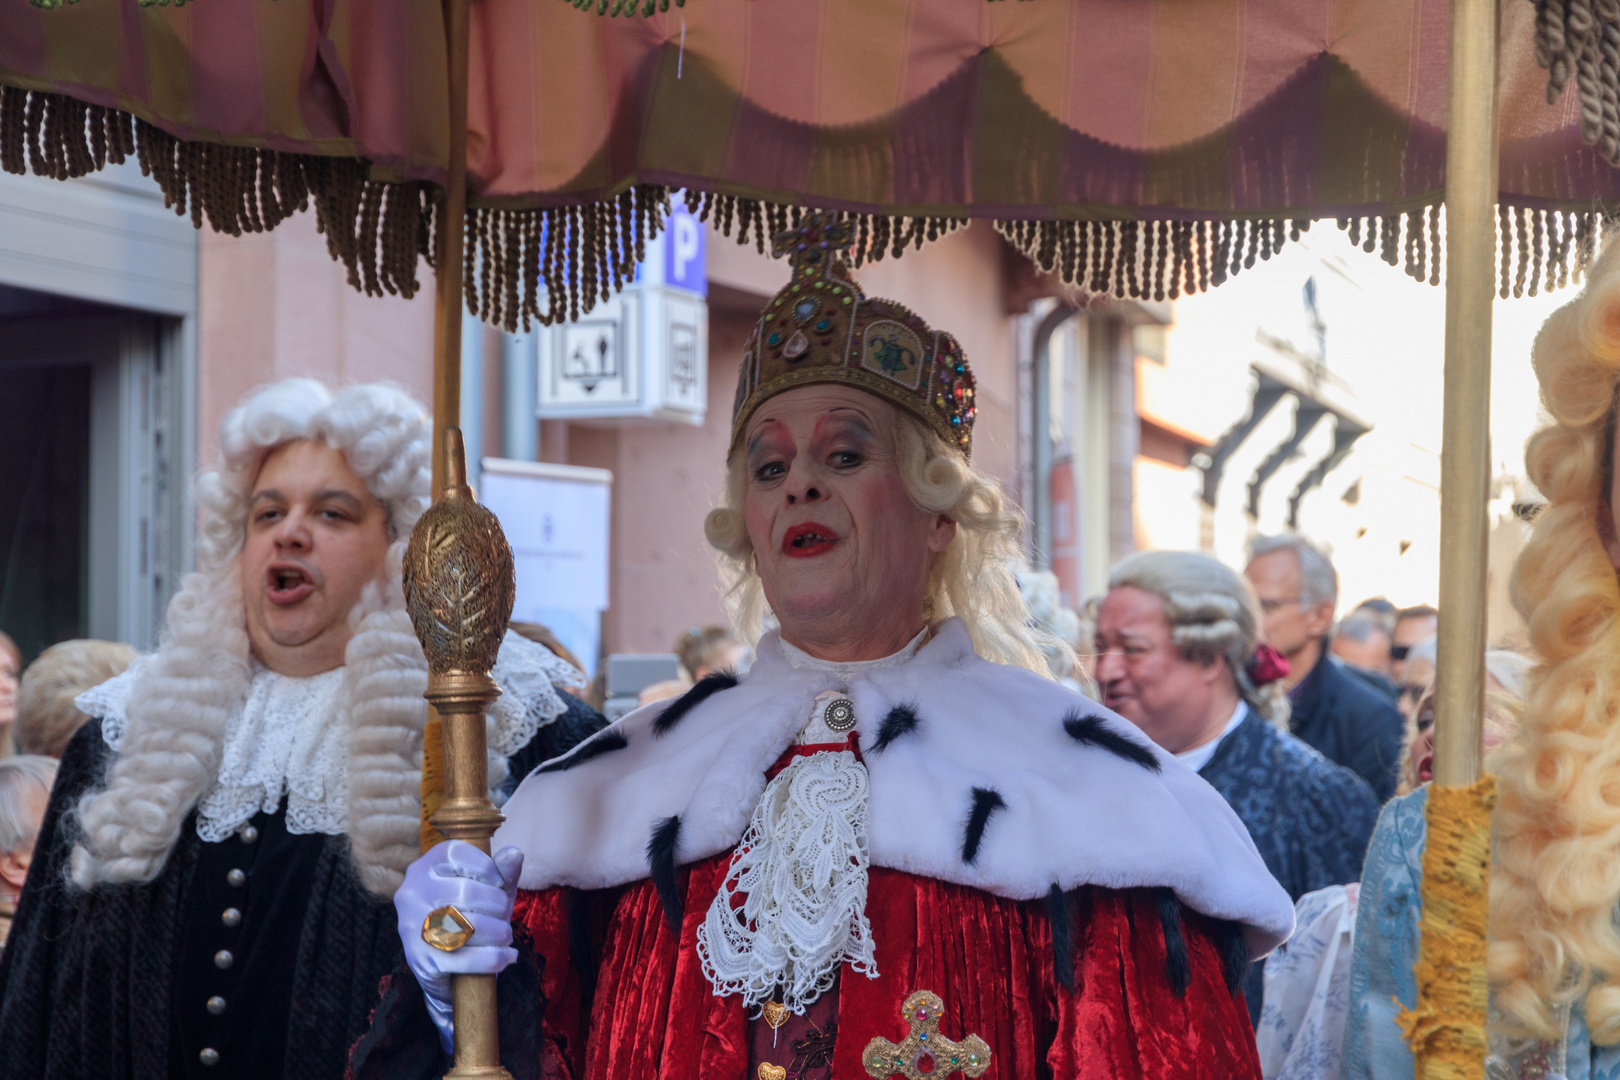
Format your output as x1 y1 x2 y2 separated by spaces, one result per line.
782 522 839 558
267 565 316 604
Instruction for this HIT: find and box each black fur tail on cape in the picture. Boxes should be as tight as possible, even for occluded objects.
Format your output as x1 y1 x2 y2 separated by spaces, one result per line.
1153 887 1191 998
869 702 923 754
1211 917 1250 996
1062 710 1161 772
1046 884 1076 991
647 815 684 930
961 787 1006 865
653 672 739 736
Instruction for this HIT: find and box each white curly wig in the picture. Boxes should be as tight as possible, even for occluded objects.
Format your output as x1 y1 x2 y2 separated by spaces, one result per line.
194 378 432 569
1107 549 1289 726
71 379 437 896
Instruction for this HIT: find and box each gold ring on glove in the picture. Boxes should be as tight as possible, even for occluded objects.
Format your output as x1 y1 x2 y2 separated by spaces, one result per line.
422 905 476 952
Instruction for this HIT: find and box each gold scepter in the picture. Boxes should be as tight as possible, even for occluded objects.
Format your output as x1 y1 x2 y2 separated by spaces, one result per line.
403 427 516 1080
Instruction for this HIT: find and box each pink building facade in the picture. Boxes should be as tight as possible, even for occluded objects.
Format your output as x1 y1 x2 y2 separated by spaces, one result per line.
0 164 1141 667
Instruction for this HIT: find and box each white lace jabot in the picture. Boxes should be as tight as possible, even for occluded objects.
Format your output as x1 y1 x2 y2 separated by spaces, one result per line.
78 662 350 841
77 632 577 843
692 628 923 1012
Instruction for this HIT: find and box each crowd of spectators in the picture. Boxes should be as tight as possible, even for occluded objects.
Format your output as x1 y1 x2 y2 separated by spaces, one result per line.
1078 529 1523 1061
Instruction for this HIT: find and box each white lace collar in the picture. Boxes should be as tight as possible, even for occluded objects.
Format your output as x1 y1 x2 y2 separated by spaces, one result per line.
82 662 351 841
777 627 928 685
78 632 579 843
203 664 349 840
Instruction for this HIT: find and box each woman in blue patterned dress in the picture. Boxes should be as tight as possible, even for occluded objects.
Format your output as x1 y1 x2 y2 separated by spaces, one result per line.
1331 683 1521 1080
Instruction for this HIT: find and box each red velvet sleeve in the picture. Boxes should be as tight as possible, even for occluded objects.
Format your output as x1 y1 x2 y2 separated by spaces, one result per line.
1034 889 1262 1080
512 888 586 1080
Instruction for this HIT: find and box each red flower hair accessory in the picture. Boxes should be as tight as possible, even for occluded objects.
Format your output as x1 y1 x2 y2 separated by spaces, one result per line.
1246 644 1291 687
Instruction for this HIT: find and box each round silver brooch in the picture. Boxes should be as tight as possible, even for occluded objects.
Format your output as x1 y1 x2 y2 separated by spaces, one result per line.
823 697 857 733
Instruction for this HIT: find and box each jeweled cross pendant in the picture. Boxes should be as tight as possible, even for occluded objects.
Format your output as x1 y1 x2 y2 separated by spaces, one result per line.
862 990 991 1079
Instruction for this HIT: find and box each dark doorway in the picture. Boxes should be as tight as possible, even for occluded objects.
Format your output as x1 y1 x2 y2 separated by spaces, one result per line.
0 284 135 662
0 364 90 662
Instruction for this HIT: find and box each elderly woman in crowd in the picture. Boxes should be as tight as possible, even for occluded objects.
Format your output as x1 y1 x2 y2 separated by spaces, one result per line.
0 755 56 953
0 631 19 757
356 216 1295 1080
13 640 138 759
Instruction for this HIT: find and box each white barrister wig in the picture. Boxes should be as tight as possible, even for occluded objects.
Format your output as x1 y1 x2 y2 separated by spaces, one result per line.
197 378 432 569
71 380 435 895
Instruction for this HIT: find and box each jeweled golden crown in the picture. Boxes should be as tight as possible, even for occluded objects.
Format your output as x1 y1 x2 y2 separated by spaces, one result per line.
731 214 977 458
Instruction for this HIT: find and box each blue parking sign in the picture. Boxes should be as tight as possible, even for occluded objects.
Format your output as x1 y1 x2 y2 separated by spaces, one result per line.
664 203 707 295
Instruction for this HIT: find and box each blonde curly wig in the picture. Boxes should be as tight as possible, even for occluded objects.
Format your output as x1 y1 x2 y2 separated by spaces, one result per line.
1490 239 1620 1043
703 407 1071 678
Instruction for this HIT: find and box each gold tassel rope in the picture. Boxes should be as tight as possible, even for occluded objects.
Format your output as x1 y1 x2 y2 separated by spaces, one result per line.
1396 777 1498 1080
3 86 1610 322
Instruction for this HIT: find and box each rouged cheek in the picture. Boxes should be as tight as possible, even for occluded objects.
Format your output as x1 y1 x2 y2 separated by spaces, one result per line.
841 470 927 554
742 498 776 555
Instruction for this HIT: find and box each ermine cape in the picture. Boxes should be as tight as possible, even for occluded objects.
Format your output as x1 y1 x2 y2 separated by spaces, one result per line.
357 620 1294 1080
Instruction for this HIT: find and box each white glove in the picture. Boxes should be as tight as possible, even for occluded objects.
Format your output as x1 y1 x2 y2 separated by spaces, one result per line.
395 840 524 1054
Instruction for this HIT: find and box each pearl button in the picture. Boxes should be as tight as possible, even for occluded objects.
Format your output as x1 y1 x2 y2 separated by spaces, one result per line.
206 996 226 1016
239 825 259 844
214 950 233 970
226 869 246 888
199 1048 220 1067
221 907 241 928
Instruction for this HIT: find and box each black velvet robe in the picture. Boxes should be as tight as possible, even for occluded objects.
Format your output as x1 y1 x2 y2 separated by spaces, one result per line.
0 695 604 1080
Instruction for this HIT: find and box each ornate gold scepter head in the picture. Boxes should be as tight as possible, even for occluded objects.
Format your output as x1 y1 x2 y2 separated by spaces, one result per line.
403 427 516 1080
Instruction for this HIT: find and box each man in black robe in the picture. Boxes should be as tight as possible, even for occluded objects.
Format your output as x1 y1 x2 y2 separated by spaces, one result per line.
1095 550 1379 1025
0 380 602 1080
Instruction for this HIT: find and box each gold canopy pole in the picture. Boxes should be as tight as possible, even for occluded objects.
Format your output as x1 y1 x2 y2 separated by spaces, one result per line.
404 0 516 1076
432 0 468 496
1434 0 1497 790
1401 1 1500 1076
404 431 515 1080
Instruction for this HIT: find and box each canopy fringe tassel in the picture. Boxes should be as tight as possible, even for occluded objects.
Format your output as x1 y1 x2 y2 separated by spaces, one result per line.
995 206 1609 302
560 0 684 15
0 84 436 301
993 216 1309 301
4 85 1613 326
1533 0 1620 163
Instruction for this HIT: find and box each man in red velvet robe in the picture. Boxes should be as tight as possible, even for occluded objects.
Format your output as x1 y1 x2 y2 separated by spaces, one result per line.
353 216 1293 1080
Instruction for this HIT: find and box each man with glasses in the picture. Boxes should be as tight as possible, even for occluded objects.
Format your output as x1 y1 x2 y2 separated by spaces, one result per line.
1390 605 1439 685
1245 534 1406 802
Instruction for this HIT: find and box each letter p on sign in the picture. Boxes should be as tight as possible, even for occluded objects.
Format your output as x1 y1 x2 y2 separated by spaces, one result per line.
665 206 706 295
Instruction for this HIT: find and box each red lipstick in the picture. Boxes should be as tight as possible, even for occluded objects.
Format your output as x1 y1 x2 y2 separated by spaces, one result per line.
782 522 839 558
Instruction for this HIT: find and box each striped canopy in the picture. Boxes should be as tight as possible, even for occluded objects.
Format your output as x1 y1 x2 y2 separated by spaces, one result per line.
0 0 1612 319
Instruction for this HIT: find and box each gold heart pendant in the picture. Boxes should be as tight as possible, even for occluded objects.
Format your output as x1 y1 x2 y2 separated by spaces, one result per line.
758 1065 787 1080
762 1001 789 1030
